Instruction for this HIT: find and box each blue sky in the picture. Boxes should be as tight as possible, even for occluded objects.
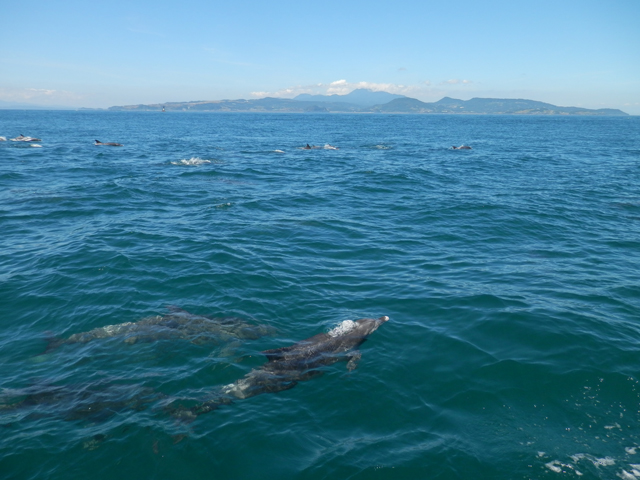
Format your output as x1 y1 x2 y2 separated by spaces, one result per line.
1 0 639 113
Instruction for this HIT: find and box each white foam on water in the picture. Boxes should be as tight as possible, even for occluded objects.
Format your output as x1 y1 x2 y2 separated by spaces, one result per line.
30 144 42 148
619 470 637 479
274 149 285 153
546 460 582 475
545 461 562 473
327 320 356 337
171 157 212 166
544 452 640 478
375 145 391 149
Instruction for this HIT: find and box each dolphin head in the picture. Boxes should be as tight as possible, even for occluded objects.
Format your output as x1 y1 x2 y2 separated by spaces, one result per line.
326 316 389 338
353 316 389 336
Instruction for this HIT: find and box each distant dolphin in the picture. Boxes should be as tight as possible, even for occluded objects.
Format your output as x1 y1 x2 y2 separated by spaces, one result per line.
11 134 41 142
0 136 6 141
95 140 123 146
169 316 389 419
451 145 472 150
45 306 276 352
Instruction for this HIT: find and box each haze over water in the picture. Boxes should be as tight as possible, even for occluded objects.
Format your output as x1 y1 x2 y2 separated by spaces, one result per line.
1 111 640 479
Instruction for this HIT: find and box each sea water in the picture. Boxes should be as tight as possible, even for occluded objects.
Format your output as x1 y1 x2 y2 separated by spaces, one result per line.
1 111 640 479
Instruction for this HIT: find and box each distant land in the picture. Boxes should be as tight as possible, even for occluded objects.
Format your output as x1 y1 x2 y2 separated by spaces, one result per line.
107 89 628 115
294 89 406 106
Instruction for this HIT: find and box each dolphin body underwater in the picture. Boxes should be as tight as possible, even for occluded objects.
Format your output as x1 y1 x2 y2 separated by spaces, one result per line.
0 381 163 423
45 307 276 352
169 316 389 420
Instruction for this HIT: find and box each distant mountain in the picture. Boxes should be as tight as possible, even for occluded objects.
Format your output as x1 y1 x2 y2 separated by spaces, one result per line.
294 89 406 107
108 94 628 116
367 97 433 113
368 97 627 115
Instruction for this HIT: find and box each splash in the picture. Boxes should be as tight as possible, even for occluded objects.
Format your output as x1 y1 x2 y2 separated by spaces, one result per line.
540 452 637 478
327 320 356 337
171 157 212 166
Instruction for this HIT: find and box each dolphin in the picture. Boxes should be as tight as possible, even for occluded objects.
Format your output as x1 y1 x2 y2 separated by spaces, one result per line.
11 134 42 142
45 306 276 352
95 140 123 146
0 381 163 423
169 316 389 419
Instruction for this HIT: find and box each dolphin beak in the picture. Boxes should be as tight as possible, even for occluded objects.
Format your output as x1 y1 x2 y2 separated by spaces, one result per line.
379 316 389 322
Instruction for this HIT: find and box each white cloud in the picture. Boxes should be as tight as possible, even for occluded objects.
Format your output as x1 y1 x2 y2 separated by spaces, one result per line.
440 79 473 85
0 87 84 105
251 79 429 99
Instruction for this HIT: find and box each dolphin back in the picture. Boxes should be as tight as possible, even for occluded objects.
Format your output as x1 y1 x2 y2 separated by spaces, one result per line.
262 333 328 362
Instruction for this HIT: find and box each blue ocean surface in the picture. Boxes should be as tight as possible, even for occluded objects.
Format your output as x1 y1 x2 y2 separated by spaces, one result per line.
1 111 640 479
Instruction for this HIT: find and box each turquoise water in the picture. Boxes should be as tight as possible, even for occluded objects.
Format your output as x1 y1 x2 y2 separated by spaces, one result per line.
1 111 640 479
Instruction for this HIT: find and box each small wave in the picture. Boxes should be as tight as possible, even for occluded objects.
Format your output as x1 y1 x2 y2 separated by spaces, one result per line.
171 157 212 166
374 145 391 150
274 149 285 153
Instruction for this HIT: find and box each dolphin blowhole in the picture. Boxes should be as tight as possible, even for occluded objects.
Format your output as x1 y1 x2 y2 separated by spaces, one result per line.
327 320 357 337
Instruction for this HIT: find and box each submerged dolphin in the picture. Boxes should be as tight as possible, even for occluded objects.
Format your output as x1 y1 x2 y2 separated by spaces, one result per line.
95 140 123 146
46 307 276 352
0 381 162 423
170 316 389 419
